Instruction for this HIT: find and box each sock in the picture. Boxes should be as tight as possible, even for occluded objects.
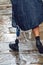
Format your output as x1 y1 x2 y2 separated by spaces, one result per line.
35 36 40 41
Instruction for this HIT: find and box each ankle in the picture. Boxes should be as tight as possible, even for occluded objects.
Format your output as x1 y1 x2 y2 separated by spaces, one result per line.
15 39 19 44
35 36 40 41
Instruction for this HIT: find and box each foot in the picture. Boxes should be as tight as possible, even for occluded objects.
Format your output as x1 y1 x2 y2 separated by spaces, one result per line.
36 41 43 53
37 45 43 53
9 39 19 51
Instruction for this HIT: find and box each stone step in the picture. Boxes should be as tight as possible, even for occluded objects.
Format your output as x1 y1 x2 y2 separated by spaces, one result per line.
0 41 43 52
0 34 16 42
0 4 12 15
0 4 11 8
0 0 10 4
0 52 43 65
21 64 42 65
0 7 12 15
0 42 43 65
39 23 43 32
19 54 43 64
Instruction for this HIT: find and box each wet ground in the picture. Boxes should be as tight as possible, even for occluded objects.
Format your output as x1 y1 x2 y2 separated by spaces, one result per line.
0 40 43 65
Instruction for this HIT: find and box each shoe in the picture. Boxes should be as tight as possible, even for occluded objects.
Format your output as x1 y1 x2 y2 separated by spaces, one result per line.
37 45 43 53
36 41 43 53
9 39 19 51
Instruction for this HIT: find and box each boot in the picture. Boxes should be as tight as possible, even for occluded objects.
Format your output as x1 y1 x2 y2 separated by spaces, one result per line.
9 39 19 51
36 40 43 53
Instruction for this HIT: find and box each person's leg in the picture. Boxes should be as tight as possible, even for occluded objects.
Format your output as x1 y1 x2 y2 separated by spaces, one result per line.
9 0 20 51
9 26 20 51
32 26 43 53
32 26 40 37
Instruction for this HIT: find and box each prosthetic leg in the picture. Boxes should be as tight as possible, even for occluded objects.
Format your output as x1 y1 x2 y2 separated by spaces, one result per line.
9 26 20 51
